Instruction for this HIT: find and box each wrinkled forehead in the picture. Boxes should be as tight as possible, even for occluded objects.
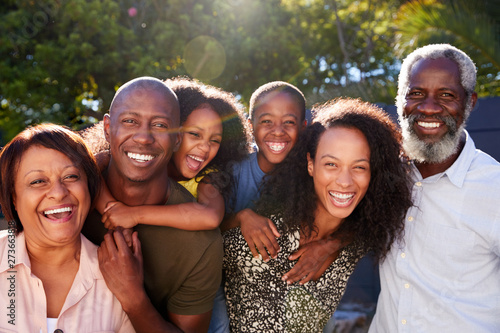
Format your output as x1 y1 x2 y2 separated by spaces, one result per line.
411 57 460 77
408 58 465 95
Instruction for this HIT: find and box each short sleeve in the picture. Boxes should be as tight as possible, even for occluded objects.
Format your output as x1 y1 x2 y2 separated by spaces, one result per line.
167 235 223 315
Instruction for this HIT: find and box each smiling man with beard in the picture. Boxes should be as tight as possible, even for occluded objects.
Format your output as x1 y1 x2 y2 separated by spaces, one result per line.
82 77 223 333
369 44 500 332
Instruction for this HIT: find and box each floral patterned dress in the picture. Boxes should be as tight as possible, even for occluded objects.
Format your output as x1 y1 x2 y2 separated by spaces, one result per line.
223 215 366 333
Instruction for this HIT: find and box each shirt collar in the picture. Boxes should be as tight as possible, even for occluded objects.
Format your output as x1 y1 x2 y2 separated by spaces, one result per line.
442 130 475 188
0 231 102 284
0 231 32 274
79 234 103 282
69 234 102 294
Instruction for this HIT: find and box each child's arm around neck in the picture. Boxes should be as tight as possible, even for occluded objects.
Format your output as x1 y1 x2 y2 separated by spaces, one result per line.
98 176 224 231
93 148 224 231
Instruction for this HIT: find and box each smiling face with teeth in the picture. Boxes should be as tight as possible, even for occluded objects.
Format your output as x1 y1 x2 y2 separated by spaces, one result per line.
252 92 306 173
307 127 371 230
13 146 91 246
400 58 476 164
104 80 181 186
170 106 223 181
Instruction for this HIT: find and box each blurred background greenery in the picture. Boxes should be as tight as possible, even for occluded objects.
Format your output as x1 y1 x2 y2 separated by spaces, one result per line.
1 0 499 143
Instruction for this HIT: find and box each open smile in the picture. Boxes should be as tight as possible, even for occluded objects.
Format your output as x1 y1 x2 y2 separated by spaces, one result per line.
42 206 75 223
412 119 451 138
127 152 157 163
265 141 288 154
186 154 206 171
417 121 442 129
328 191 355 208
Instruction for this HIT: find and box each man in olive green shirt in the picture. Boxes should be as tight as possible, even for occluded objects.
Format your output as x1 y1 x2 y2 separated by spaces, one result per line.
83 76 222 333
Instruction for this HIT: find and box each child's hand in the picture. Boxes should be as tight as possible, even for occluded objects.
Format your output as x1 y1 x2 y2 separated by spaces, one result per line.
101 201 140 230
282 237 343 285
239 209 281 262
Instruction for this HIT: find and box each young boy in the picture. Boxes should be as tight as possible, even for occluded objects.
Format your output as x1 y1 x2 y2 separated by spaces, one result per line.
224 81 307 233
209 81 307 333
224 81 343 278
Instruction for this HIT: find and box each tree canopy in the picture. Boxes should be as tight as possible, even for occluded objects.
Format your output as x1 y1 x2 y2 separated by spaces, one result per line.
394 0 500 96
1 0 499 143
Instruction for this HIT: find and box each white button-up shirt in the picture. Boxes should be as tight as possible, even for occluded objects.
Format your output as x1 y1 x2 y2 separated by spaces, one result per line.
370 132 500 333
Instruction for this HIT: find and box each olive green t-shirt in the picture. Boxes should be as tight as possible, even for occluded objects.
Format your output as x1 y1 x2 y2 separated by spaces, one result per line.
82 179 223 316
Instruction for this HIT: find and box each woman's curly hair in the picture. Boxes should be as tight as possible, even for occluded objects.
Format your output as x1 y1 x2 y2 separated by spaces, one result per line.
165 77 252 199
255 98 412 261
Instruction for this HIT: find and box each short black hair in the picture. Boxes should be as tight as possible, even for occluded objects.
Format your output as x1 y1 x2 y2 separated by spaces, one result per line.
249 81 306 122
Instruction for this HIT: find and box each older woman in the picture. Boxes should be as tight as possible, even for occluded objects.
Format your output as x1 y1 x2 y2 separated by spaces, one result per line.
0 124 133 332
223 98 413 332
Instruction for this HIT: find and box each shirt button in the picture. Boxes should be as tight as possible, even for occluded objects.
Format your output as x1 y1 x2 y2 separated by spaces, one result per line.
405 283 410 289
54 330 64 333
402 319 407 325
407 216 414 221
415 181 422 187
401 253 406 258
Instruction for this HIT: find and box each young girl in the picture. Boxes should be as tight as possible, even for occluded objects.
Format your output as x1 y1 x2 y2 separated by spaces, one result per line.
92 77 250 231
223 98 413 332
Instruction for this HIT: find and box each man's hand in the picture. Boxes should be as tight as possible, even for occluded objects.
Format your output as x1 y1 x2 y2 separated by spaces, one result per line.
282 237 345 285
240 209 281 262
102 201 140 230
98 228 144 311
98 228 183 333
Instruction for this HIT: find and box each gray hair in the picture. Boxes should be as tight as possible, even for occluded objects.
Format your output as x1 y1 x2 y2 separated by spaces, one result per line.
396 44 477 117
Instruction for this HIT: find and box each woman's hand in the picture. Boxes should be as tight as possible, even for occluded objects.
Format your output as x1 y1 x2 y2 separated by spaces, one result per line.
98 228 144 312
102 201 140 229
240 209 281 262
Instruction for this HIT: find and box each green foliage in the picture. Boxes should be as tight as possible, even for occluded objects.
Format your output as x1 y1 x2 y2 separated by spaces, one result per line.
1 0 499 144
284 0 403 105
394 0 500 96
211 0 308 100
0 0 134 140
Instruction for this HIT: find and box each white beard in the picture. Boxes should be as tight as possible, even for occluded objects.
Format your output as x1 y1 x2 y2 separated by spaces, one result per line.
399 99 473 164
400 115 464 163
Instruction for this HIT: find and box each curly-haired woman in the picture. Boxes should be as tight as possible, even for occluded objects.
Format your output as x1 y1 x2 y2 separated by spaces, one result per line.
223 98 413 332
